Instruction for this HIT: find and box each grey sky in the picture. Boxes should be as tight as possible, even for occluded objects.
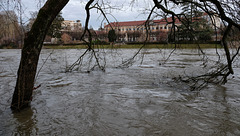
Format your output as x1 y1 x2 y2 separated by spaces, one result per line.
16 0 154 29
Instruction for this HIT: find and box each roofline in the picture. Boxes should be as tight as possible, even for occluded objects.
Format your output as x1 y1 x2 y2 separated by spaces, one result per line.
104 18 181 27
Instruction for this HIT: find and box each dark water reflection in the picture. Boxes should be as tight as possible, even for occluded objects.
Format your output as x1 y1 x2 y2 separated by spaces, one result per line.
0 49 240 135
13 107 38 135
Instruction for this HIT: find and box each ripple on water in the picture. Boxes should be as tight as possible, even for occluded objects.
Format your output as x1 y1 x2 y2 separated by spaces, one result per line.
1 49 240 135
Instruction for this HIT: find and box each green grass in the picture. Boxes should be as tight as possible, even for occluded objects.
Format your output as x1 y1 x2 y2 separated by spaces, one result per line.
43 44 222 49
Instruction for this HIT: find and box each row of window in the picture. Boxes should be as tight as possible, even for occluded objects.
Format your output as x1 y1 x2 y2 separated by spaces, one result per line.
108 26 173 32
118 36 158 42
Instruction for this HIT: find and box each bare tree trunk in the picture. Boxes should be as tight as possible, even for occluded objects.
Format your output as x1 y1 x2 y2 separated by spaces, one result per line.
11 0 69 110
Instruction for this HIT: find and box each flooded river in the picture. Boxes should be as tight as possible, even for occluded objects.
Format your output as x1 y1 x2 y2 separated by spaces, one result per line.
0 49 240 135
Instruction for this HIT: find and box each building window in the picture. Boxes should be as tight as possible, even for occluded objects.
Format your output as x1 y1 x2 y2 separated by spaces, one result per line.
129 28 131 30
156 27 159 30
164 26 167 29
160 27 163 29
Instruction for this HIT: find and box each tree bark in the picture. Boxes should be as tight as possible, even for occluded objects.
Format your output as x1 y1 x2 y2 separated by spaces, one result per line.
11 0 69 110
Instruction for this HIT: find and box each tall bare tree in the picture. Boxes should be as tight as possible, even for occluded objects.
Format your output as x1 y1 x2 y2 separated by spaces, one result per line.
11 0 69 110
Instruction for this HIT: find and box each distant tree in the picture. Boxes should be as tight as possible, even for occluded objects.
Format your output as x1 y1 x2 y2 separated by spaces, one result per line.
156 31 168 42
28 12 64 39
61 33 72 44
181 0 202 19
194 19 214 42
173 1 210 42
0 11 20 47
96 31 108 42
175 17 214 43
108 29 117 43
47 12 64 38
69 31 83 41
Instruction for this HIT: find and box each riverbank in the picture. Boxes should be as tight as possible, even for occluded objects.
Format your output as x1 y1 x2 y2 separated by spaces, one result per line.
43 44 222 49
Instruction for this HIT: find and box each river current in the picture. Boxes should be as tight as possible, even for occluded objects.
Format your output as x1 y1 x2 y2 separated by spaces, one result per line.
0 48 240 135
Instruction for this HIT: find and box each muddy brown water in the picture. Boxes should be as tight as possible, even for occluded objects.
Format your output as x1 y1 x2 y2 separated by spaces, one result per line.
0 49 240 136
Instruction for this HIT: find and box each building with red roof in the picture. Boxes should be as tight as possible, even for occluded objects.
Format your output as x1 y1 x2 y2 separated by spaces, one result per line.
100 13 222 43
104 17 181 33
103 17 182 42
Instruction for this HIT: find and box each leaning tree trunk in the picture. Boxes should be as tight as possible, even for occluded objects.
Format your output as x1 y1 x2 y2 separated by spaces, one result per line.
11 0 69 110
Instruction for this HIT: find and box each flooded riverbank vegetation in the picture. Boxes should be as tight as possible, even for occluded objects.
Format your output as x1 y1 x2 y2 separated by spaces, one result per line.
43 43 223 49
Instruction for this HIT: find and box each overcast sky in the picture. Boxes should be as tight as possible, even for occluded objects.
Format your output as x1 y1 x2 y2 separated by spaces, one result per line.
14 0 156 29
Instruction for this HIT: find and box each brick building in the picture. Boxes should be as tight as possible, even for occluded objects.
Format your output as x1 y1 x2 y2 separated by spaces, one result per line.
103 17 181 43
61 20 82 32
102 13 222 43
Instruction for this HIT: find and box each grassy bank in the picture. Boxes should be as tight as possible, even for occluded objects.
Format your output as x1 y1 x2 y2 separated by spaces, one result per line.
43 44 222 49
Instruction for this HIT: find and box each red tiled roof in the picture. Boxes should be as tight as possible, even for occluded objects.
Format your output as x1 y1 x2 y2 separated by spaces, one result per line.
105 20 146 27
105 17 181 28
154 17 181 24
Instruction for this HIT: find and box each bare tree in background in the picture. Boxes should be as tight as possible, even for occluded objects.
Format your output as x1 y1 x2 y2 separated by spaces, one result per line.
0 0 29 48
0 10 20 47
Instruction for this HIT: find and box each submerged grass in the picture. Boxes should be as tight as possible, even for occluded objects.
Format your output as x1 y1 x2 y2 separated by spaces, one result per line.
43 44 222 49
